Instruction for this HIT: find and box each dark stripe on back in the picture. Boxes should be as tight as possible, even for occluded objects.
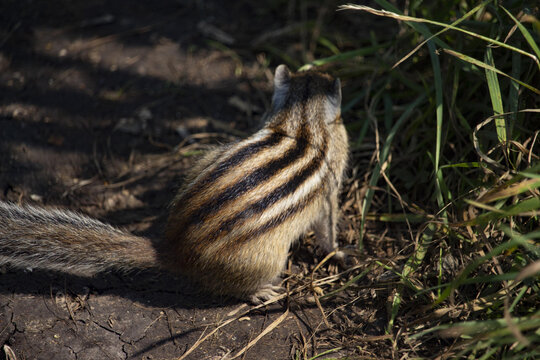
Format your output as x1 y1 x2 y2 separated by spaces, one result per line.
218 187 323 253
216 142 327 235
182 131 283 202
186 129 311 226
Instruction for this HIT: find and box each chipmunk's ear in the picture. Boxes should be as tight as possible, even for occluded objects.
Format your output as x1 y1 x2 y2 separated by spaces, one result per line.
274 64 290 88
272 64 291 109
325 78 342 122
332 78 342 106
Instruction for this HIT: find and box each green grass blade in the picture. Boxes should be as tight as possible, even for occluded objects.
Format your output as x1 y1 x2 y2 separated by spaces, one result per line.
443 48 540 95
428 38 446 213
387 289 401 333
261 45 302 69
508 39 521 138
392 0 492 68
413 271 522 298
484 47 507 144
410 315 540 340
308 347 343 360
363 213 426 223
317 37 340 55
500 225 540 257
501 6 540 70
368 0 448 49
461 197 540 227
439 162 486 170
478 178 540 203
340 3 540 66
298 43 389 70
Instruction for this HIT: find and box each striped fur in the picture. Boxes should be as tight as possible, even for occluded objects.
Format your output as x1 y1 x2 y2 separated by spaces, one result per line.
164 65 348 301
0 65 348 302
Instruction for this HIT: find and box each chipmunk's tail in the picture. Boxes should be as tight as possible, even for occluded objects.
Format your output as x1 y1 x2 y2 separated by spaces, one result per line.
0 201 159 276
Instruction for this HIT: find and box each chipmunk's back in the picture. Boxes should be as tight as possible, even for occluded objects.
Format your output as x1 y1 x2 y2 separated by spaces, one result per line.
164 66 348 299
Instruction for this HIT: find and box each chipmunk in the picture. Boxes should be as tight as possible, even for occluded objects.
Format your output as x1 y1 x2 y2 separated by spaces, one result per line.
0 65 349 303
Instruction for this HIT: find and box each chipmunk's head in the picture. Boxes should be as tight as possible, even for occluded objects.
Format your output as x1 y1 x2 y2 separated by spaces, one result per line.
269 65 341 128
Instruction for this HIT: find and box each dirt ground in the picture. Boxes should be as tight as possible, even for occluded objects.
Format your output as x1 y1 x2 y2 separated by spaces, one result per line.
0 1 393 359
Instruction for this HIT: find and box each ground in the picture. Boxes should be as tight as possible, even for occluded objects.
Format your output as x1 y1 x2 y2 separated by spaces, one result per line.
0 1 391 359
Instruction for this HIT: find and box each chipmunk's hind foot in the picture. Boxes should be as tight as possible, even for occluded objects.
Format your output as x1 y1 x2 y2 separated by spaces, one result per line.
248 284 284 305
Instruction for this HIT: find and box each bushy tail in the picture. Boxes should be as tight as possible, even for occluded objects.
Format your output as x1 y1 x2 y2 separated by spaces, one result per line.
0 201 159 276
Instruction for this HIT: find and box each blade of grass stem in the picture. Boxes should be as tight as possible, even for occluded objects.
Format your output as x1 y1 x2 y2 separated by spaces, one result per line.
392 0 492 68
439 162 487 170
317 37 340 55
484 47 507 145
387 288 401 333
429 38 446 216
298 43 389 70
368 0 448 49
456 197 540 227
473 110 540 169
411 314 540 339
501 6 540 69
308 347 343 360
363 213 426 222
443 48 540 95
414 271 522 298
478 178 540 203
509 286 529 313
500 225 540 257
340 4 540 66
508 39 521 137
